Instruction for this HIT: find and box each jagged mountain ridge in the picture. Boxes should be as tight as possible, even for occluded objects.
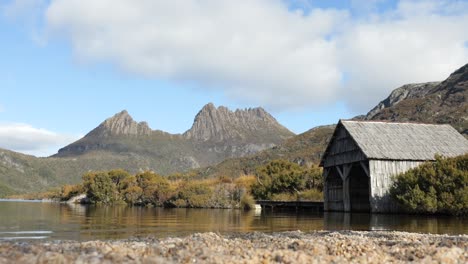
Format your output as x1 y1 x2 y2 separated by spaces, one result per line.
56 103 294 159
183 103 292 142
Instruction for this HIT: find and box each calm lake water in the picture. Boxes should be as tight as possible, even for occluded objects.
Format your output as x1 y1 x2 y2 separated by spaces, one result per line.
0 200 466 241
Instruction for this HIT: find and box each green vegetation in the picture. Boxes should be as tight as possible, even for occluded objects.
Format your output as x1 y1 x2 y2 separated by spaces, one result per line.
47 159 323 208
58 169 255 208
390 154 468 215
251 160 323 201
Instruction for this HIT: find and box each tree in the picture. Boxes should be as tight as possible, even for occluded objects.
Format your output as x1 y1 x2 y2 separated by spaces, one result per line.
252 160 305 200
82 171 122 204
120 175 142 205
302 165 323 190
108 169 131 191
135 171 171 206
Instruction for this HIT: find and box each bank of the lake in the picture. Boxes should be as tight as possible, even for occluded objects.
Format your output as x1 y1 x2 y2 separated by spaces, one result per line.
1 231 467 263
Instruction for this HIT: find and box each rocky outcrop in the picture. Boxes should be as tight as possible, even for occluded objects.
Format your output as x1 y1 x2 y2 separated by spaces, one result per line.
183 103 294 142
366 63 468 136
365 82 440 120
87 110 152 137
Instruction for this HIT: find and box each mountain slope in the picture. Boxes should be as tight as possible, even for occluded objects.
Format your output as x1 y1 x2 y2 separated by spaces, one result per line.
366 64 468 135
191 125 335 178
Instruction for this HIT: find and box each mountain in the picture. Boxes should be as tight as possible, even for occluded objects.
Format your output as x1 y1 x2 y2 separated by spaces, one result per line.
184 103 292 142
191 125 335 178
366 64 468 135
191 63 468 178
55 104 294 165
0 104 294 196
365 82 440 119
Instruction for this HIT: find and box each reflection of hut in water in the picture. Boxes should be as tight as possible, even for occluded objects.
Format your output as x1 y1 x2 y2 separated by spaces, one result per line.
320 120 468 213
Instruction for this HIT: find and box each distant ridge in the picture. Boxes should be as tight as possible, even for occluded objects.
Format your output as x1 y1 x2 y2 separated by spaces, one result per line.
184 103 293 142
54 103 294 168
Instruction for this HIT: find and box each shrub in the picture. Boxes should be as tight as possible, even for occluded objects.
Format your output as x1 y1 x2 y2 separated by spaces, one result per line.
108 169 131 191
234 175 256 192
135 171 172 206
174 182 213 208
251 160 304 200
270 192 296 201
302 165 323 190
240 193 255 210
390 154 468 215
298 188 323 201
82 171 123 204
59 184 84 201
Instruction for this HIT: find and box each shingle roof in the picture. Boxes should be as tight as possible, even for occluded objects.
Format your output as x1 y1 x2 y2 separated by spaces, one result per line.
341 120 468 160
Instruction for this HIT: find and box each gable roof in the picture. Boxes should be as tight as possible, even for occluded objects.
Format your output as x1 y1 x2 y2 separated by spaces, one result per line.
322 120 468 163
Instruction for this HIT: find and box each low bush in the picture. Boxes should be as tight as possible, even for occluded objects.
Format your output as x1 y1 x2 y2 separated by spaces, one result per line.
251 160 323 201
59 184 84 201
298 188 323 201
390 154 468 215
240 193 255 210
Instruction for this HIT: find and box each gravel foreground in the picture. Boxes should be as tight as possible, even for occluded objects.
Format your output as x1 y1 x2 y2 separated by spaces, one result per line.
0 231 467 264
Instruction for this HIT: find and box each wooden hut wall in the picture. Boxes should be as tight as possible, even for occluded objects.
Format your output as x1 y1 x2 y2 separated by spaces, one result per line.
323 125 366 168
369 160 423 213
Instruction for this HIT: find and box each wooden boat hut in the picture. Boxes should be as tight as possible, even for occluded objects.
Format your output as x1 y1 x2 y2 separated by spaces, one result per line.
319 120 468 213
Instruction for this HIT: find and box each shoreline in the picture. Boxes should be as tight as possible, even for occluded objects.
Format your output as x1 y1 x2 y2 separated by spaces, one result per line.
0 198 55 203
1 231 466 263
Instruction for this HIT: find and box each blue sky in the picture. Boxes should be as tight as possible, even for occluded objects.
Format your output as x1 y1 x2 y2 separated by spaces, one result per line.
1 0 467 156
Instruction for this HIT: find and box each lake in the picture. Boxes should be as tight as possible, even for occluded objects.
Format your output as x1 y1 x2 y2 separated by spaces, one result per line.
0 200 466 241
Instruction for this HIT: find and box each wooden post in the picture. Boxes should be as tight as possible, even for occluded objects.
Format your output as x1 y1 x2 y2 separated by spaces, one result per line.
337 164 352 212
323 168 330 211
360 161 369 177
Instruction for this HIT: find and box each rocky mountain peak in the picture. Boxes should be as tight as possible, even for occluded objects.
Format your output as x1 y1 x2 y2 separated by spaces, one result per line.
88 110 152 137
431 63 468 94
365 82 440 120
183 103 294 142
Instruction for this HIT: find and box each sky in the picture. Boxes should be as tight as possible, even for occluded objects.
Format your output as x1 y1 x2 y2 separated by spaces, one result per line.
1 0 468 157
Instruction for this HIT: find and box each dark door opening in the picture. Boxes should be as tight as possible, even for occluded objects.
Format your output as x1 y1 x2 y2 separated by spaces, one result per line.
349 163 370 212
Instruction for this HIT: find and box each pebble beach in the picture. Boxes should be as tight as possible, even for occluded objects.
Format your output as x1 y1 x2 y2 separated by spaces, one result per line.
0 231 466 263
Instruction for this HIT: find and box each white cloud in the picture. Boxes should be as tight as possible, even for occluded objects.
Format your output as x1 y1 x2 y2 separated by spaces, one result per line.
339 1 468 110
44 0 347 109
0 123 80 157
7 0 468 112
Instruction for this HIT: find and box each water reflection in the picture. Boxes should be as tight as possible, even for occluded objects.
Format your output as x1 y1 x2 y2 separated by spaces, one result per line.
0 201 466 241
323 212 468 234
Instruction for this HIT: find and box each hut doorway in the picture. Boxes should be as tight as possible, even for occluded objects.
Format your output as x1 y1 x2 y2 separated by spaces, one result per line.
349 163 370 212
326 167 343 211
